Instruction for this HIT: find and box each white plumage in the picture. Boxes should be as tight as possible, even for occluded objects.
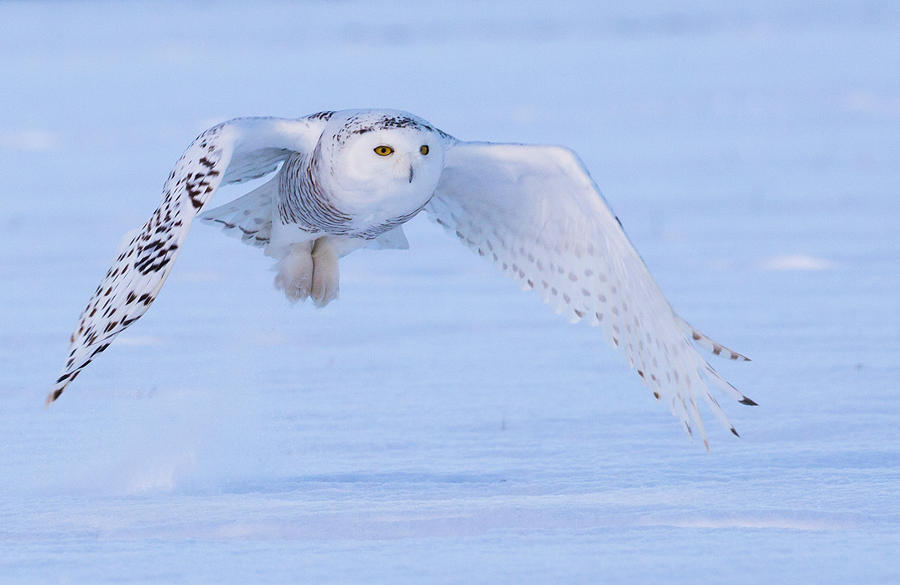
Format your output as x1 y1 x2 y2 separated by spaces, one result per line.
49 109 754 447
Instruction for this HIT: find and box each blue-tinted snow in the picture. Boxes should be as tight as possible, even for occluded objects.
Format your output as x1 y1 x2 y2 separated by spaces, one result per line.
1 1 898 583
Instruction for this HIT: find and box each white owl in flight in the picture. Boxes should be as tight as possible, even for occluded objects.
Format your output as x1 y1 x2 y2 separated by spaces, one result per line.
48 109 754 447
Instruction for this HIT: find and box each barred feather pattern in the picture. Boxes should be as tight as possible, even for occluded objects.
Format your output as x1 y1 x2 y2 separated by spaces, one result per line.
277 149 352 233
48 116 325 404
199 178 276 248
46 124 233 404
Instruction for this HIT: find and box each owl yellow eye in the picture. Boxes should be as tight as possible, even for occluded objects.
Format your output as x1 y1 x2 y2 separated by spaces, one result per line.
374 145 394 156
420 145 429 155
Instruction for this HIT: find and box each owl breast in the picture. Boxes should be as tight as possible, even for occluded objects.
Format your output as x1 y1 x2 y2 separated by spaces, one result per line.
275 151 426 240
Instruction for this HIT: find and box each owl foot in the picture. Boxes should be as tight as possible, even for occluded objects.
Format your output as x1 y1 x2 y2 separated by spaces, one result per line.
311 238 340 307
274 242 313 303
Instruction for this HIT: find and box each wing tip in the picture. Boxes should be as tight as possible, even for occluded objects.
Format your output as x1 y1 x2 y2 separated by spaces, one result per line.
683 320 751 362
47 367 81 407
739 396 758 406
44 386 64 407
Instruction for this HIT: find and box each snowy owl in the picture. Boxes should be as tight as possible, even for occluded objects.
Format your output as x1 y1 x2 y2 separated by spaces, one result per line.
48 109 754 446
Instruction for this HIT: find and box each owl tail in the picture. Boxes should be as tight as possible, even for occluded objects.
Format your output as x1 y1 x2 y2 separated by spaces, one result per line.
198 177 276 248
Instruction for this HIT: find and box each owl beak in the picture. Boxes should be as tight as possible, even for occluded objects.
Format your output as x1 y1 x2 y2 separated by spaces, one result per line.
408 164 414 183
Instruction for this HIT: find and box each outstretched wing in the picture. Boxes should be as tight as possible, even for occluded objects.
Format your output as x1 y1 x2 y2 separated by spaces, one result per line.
48 116 325 404
426 141 754 446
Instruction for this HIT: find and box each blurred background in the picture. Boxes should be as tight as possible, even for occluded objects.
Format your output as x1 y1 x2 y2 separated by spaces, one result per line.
1 1 898 583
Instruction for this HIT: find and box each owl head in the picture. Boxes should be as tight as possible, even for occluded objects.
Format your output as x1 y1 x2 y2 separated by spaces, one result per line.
317 110 445 209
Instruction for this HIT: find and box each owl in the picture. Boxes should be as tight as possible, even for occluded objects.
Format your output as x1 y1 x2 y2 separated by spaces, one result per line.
48 109 754 447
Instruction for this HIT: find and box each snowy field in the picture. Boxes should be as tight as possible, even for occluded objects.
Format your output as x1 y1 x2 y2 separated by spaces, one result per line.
1 1 899 583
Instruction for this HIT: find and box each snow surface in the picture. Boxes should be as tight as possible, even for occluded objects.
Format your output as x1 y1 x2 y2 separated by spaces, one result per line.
1 1 898 583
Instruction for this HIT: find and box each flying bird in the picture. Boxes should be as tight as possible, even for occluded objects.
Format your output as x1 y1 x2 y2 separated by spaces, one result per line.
48 109 754 446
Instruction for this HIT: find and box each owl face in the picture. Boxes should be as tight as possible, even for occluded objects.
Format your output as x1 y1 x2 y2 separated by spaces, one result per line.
321 111 445 210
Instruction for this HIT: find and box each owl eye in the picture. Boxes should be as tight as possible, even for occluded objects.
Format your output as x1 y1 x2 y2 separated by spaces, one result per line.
420 145 429 155
374 145 394 156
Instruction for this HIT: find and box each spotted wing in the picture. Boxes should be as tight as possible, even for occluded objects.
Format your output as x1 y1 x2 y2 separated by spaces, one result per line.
48 117 324 404
427 141 754 446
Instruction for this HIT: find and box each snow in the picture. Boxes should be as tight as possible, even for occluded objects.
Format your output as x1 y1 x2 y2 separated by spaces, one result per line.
1 1 898 583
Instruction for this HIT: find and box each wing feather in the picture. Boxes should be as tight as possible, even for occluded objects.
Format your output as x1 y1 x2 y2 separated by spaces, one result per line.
426 141 754 444
47 116 324 404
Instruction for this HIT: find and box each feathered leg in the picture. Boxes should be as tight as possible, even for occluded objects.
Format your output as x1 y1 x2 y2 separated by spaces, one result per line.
274 242 314 303
311 237 340 307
